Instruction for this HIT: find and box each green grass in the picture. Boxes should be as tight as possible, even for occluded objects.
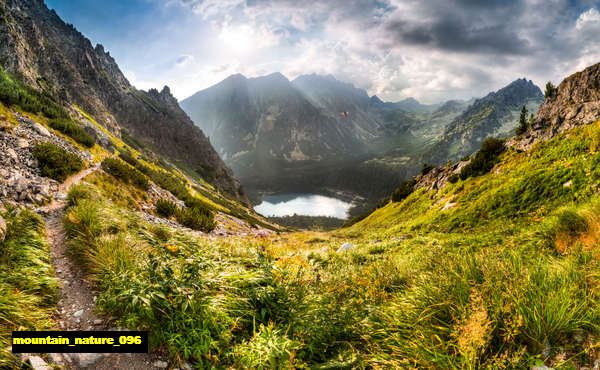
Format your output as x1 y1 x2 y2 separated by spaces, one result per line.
55 120 600 368
0 207 59 367
33 142 85 182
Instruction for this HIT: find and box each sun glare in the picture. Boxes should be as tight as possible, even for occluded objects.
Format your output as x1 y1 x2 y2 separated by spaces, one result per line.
218 25 254 54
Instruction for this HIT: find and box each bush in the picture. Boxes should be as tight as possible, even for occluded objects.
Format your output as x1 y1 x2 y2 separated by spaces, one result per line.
175 206 216 232
155 199 177 218
448 173 460 184
459 138 505 180
48 118 95 148
391 179 417 202
0 66 69 119
33 142 84 182
118 151 138 167
230 324 301 369
101 158 149 190
552 208 589 237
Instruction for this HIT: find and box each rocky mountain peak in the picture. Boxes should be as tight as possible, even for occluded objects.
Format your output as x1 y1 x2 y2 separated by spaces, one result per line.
262 72 288 81
370 95 384 105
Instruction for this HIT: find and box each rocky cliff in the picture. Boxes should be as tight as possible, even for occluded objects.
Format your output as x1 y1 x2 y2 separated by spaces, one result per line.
0 0 247 203
512 62 600 150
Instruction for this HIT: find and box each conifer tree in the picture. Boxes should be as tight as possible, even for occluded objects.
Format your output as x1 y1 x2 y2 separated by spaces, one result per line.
516 105 528 135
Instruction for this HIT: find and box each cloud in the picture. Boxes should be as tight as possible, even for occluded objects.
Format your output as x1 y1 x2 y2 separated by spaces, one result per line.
576 7 600 28
175 54 194 68
148 0 600 103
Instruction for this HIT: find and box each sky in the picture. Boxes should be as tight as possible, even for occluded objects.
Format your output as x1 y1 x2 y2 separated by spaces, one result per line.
45 0 600 104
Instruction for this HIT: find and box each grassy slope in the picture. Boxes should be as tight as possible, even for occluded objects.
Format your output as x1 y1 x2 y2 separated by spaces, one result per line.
0 208 59 367
57 120 600 369
329 120 600 368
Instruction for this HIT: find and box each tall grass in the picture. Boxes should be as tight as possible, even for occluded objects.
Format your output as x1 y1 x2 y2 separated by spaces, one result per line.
0 207 59 367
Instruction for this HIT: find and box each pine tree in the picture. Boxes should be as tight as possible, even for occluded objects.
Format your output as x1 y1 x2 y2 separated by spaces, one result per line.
516 105 528 135
545 81 556 98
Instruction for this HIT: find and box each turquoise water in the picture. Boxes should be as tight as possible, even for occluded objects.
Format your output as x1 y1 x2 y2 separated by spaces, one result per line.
255 193 352 219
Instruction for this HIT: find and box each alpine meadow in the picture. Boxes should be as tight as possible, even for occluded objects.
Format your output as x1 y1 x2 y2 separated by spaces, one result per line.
1 0 600 369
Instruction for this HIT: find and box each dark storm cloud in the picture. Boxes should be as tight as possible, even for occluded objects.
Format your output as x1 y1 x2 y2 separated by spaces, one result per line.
384 0 531 55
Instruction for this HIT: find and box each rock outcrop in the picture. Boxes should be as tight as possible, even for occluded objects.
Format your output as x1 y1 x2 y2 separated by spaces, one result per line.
414 159 471 193
0 112 91 206
511 62 600 151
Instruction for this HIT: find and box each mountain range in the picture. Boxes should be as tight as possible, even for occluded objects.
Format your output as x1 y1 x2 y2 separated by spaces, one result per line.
181 72 543 204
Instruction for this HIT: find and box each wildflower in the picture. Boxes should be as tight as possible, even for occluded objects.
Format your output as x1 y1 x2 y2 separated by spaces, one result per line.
165 244 178 253
68 212 81 224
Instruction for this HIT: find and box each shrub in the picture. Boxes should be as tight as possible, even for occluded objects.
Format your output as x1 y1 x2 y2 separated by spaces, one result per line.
175 206 216 232
230 324 301 369
101 158 149 190
448 173 460 184
155 199 177 218
0 66 69 119
118 151 138 167
33 142 84 182
459 138 505 180
391 179 417 202
48 118 95 148
150 225 171 241
547 208 589 241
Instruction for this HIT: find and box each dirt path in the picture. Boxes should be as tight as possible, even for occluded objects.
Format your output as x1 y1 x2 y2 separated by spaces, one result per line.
33 165 169 369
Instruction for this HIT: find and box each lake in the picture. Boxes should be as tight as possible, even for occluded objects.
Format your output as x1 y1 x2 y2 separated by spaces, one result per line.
255 194 352 219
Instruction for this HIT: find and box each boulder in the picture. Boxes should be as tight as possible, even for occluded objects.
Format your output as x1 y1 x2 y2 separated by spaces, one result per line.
81 120 114 152
17 138 29 148
153 360 169 368
46 353 64 365
337 242 355 252
26 355 51 370
6 148 18 161
70 353 104 368
32 122 51 137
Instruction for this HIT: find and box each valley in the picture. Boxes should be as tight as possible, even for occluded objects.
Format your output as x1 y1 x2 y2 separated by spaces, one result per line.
1 0 600 369
181 73 543 218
